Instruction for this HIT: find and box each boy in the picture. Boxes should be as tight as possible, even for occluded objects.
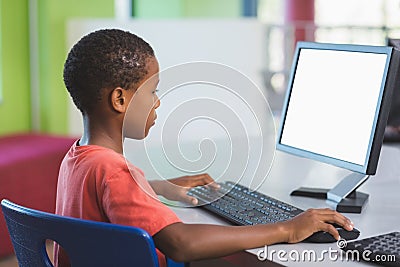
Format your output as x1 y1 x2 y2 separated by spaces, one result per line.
56 29 354 267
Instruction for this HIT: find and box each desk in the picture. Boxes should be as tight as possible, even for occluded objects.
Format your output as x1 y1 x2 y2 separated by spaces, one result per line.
169 144 400 266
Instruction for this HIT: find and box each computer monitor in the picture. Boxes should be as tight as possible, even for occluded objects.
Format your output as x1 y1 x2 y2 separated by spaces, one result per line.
384 38 400 142
276 41 400 213
388 38 400 49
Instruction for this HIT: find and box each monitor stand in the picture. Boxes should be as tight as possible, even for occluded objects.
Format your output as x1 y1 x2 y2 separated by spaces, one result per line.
290 172 369 213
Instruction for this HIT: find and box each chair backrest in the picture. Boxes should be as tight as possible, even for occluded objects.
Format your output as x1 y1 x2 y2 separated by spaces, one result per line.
1 199 164 267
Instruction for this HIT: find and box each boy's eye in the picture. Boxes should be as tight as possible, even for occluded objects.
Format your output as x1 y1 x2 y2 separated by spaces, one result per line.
152 89 159 94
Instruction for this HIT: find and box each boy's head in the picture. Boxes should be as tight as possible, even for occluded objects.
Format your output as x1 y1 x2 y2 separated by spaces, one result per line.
64 29 160 139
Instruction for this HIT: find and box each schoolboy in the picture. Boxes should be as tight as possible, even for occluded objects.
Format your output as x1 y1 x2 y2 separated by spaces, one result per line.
56 29 354 267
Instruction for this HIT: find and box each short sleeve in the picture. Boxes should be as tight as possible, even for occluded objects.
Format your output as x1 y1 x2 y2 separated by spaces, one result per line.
102 168 181 236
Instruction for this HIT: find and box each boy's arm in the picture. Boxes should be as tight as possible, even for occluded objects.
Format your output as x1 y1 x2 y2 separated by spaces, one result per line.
149 173 219 205
153 208 354 262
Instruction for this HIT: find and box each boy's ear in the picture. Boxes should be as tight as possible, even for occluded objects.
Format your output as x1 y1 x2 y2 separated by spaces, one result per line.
110 87 131 113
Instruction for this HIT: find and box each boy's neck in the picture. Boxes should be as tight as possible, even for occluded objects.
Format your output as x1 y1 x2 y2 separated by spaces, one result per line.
80 115 124 154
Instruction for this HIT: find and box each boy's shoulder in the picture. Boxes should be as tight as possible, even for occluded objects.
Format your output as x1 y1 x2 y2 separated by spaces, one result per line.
69 143 130 173
70 145 148 188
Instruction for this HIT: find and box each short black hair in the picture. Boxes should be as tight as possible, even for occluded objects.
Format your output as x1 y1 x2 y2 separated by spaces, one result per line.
63 29 154 113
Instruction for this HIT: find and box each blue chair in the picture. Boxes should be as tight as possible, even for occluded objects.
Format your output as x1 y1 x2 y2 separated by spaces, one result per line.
1 199 185 267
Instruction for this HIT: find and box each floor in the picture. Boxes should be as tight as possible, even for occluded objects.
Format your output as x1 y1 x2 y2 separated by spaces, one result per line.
0 255 17 267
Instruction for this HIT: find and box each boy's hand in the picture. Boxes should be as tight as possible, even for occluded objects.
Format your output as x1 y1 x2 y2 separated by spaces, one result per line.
151 173 220 205
281 208 354 243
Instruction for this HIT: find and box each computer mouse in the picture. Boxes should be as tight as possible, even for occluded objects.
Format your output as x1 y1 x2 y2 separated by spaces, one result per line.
304 226 360 243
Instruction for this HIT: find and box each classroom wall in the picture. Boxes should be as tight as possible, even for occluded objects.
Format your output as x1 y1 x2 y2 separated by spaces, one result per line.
0 0 115 135
37 0 115 134
134 0 241 18
0 0 242 136
0 0 31 135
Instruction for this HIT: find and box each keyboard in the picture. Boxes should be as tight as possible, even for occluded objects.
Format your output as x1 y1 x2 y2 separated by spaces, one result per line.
187 181 303 226
341 232 400 266
188 181 361 243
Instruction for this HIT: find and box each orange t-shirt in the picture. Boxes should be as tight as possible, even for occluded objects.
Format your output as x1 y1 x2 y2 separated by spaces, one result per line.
54 141 181 267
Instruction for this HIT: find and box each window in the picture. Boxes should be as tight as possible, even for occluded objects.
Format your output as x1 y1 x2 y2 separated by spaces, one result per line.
258 0 400 110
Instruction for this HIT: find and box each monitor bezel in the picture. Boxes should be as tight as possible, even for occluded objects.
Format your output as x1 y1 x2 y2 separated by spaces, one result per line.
276 41 398 175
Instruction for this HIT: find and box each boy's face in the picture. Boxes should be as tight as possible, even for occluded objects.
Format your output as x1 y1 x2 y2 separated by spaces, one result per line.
123 57 160 139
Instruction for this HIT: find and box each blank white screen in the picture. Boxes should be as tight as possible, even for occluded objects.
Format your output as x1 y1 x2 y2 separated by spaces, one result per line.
280 49 387 165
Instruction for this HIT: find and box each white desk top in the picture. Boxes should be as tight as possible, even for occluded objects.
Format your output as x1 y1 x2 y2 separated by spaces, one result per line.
169 144 400 266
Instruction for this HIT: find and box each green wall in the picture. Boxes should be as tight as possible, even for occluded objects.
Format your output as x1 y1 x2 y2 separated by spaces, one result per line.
0 0 114 135
0 0 31 135
0 0 241 136
134 0 241 18
37 0 115 134
184 0 241 17
134 0 184 17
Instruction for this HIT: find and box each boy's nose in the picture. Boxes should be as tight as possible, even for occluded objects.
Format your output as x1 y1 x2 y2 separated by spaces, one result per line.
154 97 160 109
